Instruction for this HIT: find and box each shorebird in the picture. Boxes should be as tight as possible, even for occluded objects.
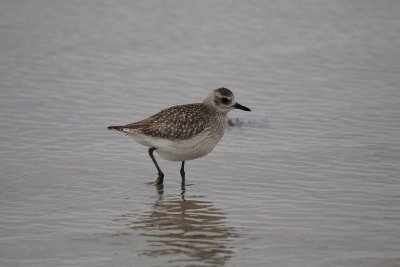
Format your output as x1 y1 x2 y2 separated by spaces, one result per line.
108 87 251 186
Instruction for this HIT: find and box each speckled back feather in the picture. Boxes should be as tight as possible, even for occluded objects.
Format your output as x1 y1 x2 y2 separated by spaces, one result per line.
122 103 211 140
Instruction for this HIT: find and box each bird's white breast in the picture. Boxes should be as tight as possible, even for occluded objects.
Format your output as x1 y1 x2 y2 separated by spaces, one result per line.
127 127 224 161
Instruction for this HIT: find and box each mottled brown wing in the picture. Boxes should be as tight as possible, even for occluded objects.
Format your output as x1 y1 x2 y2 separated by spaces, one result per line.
123 104 209 139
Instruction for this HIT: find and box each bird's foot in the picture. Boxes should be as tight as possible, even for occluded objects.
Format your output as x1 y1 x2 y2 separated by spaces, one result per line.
154 173 164 186
145 173 164 186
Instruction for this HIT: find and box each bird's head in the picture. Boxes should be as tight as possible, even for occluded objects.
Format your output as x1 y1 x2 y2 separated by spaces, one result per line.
204 87 251 113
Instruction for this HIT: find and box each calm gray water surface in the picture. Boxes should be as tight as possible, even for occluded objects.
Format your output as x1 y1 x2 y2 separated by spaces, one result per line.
1 1 400 266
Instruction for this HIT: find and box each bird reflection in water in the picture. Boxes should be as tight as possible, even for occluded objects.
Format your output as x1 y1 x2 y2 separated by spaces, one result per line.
117 184 237 266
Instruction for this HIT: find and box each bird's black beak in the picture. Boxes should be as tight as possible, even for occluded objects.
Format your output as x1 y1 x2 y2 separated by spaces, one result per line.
234 102 251 111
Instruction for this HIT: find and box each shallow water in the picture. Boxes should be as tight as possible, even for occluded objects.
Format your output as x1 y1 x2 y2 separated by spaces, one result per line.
1 1 400 266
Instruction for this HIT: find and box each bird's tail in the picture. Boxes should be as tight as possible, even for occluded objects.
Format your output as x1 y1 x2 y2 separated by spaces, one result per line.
107 125 123 131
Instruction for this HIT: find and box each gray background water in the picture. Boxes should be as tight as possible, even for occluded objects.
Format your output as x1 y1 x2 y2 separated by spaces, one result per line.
1 1 400 266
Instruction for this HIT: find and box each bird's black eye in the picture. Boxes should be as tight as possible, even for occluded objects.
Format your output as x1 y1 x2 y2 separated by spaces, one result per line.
221 97 229 104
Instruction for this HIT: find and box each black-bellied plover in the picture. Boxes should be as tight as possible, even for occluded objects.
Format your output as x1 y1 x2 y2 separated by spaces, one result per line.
108 87 251 186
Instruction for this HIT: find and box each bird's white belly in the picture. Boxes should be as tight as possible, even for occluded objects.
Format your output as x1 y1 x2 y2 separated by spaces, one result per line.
128 131 223 161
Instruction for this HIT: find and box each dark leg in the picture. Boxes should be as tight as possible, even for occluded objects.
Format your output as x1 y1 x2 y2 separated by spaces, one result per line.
180 182 186 201
180 161 185 185
148 147 164 185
